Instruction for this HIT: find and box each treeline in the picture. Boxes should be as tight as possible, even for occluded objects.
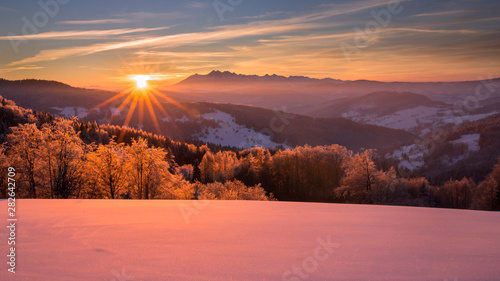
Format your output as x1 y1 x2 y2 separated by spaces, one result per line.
193 147 500 210
1 96 499 210
0 119 269 200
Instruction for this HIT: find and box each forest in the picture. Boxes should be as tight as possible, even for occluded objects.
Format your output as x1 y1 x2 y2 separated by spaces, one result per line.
1 96 499 210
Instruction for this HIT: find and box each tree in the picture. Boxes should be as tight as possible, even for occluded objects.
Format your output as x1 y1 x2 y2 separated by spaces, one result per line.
335 150 380 204
126 138 170 199
159 173 195 200
6 123 44 198
199 151 239 183
491 160 500 210
41 119 87 198
0 145 9 198
86 141 129 199
199 180 271 200
436 177 475 209
270 145 349 201
473 176 497 210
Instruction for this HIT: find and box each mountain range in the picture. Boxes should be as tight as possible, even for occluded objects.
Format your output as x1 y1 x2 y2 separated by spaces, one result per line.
1 72 499 149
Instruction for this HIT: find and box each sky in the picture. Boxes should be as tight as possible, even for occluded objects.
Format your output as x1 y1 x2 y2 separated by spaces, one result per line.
0 0 499 90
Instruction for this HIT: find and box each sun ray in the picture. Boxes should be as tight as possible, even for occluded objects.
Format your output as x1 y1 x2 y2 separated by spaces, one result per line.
149 88 190 113
138 94 145 125
123 95 139 127
89 88 133 112
90 57 184 141
107 93 135 123
117 95 139 142
144 96 162 135
147 92 169 117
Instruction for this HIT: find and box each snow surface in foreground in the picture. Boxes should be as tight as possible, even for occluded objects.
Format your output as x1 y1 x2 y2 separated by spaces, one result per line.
1 200 499 281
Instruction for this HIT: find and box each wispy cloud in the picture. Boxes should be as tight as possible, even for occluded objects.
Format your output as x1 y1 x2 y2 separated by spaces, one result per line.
242 11 289 20
7 15 326 66
0 27 170 40
411 10 465 17
0 66 44 74
187 2 208 9
3 0 498 85
135 51 233 58
58 19 132 25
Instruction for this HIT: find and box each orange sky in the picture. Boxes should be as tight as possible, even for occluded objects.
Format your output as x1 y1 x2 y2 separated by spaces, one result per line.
0 0 499 91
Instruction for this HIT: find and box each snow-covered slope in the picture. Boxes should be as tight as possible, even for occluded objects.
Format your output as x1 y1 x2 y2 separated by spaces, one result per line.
346 106 498 136
52 106 90 119
195 110 286 149
1 200 499 281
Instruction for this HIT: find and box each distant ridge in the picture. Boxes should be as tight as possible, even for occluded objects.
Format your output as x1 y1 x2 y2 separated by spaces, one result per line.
176 70 500 85
177 70 343 84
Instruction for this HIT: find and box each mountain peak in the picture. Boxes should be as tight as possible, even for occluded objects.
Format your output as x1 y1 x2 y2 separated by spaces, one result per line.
177 70 340 85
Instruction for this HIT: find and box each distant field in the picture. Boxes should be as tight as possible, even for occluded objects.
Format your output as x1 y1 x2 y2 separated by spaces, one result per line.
1 200 499 280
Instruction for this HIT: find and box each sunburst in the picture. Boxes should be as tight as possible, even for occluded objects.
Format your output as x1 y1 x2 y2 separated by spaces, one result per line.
89 60 188 142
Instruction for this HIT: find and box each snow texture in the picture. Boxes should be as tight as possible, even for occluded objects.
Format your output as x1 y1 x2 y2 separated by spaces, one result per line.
1 200 499 281
344 106 498 136
52 107 89 119
196 110 285 149
451 133 481 152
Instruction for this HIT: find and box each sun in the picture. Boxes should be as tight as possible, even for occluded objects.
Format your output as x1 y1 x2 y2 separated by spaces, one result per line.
131 75 151 89
88 62 189 143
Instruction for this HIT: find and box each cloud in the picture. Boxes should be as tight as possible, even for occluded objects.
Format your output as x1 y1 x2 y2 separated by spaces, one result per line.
187 2 208 9
411 10 465 17
0 27 170 40
58 19 132 25
0 66 44 74
241 11 289 20
7 17 324 66
5 0 497 83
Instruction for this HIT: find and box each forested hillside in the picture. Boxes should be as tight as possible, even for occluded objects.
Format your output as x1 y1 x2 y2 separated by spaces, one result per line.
1 96 499 210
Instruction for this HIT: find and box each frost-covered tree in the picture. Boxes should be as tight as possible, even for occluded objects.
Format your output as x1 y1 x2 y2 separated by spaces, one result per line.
335 150 381 204
436 177 475 209
0 145 9 198
492 160 500 210
40 119 87 198
85 140 129 199
126 138 170 199
199 180 271 200
473 176 497 210
159 173 195 200
200 151 239 183
7 123 44 198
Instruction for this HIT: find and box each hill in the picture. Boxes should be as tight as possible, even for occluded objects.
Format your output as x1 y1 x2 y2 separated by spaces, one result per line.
0 78 418 151
0 78 116 113
157 102 417 151
2 200 499 280
385 113 500 185
308 91 446 118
